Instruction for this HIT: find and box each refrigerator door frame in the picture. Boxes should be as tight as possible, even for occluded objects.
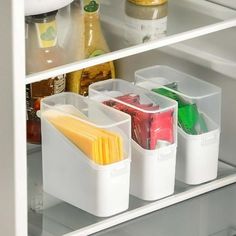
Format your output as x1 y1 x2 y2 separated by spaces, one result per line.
0 0 27 235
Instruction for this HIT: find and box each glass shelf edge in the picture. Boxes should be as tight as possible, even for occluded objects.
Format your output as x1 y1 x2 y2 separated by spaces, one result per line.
25 18 236 85
62 169 236 236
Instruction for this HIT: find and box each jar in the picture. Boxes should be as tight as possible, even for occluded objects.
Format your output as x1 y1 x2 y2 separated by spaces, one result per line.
125 1 168 44
128 0 167 6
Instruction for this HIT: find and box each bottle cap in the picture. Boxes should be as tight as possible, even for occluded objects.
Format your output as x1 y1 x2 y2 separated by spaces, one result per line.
84 0 99 12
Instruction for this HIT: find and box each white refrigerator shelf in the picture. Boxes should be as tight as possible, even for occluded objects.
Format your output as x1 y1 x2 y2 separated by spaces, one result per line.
28 149 236 236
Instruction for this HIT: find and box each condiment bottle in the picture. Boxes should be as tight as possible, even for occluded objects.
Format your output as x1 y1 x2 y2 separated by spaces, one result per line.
128 0 167 6
66 0 115 96
26 10 66 144
125 0 168 44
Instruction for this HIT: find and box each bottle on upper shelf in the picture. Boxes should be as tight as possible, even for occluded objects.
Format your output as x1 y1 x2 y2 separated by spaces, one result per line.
66 0 115 96
25 10 66 144
124 0 168 45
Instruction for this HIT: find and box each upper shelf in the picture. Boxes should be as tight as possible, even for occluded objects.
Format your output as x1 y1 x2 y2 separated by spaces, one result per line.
26 0 236 84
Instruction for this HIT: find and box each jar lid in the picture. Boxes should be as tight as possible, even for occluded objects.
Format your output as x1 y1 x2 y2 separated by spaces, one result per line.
128 0 167 6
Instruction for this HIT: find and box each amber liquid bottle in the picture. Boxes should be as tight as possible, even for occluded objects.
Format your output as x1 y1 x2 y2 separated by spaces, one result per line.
26 11 66 144
66 0 115 96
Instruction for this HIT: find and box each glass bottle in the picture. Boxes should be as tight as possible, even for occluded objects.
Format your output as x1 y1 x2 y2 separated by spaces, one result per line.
26 10 66 144
125 0 168 44
66 0 115 96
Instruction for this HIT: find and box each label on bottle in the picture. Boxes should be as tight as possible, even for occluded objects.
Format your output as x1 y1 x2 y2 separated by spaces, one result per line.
53 74 67 94
36 21 58 48
124 16 167 44
26 75 66 121
67 49 115 96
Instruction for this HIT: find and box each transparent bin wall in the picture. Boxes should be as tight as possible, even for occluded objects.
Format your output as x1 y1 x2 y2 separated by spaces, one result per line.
135 65 221 129
134 65 222 185
41 92 131 217
89 78 177 112
89 79 178 150
41 92 131 161
89 79 178 200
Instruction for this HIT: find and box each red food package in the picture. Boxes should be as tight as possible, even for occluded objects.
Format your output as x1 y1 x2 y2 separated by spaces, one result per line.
149 110 174 150
116 94 140 104
132 110 151 149
104 94 173 150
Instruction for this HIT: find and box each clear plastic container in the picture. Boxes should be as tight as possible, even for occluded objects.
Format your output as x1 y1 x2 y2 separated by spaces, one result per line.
89 79 177 201
135 65 221 185
41 92 131 217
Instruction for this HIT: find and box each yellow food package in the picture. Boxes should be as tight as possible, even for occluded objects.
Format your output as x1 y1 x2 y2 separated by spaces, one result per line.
44 109 123 165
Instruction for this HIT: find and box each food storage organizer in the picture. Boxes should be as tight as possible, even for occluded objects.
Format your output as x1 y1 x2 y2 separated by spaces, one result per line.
41 92 131 217
89 79 177 201
135 65 221 185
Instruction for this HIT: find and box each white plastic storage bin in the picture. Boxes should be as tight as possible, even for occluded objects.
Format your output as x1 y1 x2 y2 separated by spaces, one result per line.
41 92 131 217
135 65 221 185
89 79 178 201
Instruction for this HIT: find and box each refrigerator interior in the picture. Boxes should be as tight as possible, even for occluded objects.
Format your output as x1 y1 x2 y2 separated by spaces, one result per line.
2 0 236 235
26 1 236 235
28 28 236 234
